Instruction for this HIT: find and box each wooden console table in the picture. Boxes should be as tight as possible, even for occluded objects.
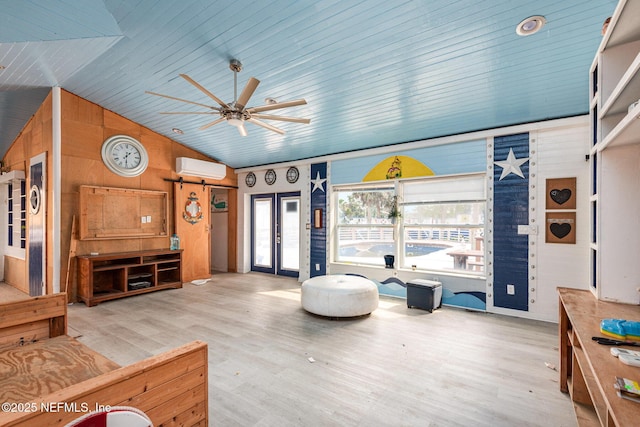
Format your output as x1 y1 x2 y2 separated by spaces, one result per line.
558 287 640 426
78 249 182 306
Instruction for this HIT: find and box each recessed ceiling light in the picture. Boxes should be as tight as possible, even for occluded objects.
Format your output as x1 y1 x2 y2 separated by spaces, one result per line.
172 128 184 135
265 97 278 105
516 15 546 36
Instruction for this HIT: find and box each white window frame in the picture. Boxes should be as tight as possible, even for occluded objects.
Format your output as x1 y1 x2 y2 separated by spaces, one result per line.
333 183 396 267
1 175 27 260
331 173 486 276
399 173 486 275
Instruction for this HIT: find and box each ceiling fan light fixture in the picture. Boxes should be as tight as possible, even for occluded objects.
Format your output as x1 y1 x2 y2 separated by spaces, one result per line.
516 15 546 36
227 117 243 127
227 111 244 127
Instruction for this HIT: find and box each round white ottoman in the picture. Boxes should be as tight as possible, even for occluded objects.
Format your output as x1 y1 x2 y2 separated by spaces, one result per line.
301 275 379 317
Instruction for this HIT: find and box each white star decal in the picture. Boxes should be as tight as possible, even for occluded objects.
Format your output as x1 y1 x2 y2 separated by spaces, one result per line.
311 171 326 193
494 148 529 180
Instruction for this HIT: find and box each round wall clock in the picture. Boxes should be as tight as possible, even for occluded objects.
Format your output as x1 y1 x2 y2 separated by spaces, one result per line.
286 166 299 183
101 135 149 177
265 169 277 185
245 172 256 187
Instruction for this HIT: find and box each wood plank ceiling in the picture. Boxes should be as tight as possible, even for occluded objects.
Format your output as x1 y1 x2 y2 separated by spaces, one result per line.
0 0 618 168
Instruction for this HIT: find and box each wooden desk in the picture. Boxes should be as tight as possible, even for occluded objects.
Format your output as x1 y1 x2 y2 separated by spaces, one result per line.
558 287 640 426
447 249 484 270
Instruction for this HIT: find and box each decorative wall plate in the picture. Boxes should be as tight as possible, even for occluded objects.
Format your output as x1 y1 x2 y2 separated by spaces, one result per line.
245 172 256 187
286 166 299 183
265 169 277 185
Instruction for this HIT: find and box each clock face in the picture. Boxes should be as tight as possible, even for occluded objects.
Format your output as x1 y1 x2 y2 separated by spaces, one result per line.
111 142 142 169
101 135 149 177
286 167 299 183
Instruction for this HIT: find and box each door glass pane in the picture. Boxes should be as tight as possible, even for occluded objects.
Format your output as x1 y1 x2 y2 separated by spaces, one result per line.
280 198 299 270
254 199 272 267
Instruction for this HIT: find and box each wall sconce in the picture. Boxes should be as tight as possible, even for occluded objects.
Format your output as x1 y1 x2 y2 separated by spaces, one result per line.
314 208 323 229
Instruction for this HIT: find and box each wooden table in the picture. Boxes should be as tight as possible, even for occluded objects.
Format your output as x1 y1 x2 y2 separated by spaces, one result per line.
447 249 484 270
558 287 640 426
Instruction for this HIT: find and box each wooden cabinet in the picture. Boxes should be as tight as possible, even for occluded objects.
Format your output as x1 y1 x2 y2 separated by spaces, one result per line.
589 0 640 304
558 288 640 426
78 249 182 306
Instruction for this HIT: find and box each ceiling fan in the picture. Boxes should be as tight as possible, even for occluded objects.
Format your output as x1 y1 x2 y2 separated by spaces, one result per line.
146 59 310 136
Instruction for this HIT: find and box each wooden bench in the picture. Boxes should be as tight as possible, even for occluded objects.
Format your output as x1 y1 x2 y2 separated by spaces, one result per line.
0 293 208 426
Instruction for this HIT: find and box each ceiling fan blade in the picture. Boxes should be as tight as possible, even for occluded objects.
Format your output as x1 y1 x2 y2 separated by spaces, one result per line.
159 111 219 115
180 74 229 109
199 117 226 130
248 118 285 135
246 99 307 113
237 123 248 137
235 77 260 110
146 91 219 110
251 113 310 124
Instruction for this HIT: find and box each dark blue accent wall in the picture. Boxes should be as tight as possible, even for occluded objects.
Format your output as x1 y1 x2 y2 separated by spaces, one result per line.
310 163 327 277
493 133 529 311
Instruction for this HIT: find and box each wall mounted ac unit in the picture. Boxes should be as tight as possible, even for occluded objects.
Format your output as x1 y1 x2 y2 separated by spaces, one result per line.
176 157 226 180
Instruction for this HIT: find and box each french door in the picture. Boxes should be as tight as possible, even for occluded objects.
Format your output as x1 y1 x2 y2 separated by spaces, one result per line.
251 192 300 277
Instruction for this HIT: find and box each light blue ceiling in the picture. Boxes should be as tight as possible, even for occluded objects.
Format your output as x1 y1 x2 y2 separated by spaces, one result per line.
0 0 618 168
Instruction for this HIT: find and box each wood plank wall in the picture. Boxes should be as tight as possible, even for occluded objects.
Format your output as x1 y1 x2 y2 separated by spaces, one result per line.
2 94 52 294
2 90 237 300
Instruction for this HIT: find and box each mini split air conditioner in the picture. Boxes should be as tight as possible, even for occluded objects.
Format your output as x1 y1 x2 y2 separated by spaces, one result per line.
176 157 226 180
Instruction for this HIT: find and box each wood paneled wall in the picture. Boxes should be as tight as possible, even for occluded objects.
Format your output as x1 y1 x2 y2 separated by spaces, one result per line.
2 90 237 300
3 93 52 294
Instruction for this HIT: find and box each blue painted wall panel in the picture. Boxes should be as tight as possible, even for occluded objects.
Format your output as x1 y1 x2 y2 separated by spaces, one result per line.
331 139 486 184
310 163 327 277
493 133 529 311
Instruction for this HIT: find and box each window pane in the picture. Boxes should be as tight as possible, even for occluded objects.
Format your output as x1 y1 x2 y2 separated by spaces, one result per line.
253 199 272 267
403 225 484 273
280 198 299 270
336 226 394 266
337 189 394 224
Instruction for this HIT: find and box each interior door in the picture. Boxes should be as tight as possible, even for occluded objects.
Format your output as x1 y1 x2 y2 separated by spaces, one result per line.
251 192 300 277
174 182 210 282
251 194 275 274
277 193 300 277
29 153 46 296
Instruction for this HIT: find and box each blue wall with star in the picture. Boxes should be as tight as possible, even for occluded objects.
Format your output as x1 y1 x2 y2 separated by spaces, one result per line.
310 162 327 277
493 133 530 311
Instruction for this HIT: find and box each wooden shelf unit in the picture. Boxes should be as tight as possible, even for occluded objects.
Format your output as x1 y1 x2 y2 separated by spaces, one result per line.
78 249 183 306
589 0 640 304
558 288 640 426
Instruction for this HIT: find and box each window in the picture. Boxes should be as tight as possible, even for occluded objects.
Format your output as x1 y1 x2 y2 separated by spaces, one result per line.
333 173 486 275
6 179 27 255
334 185 395 266
402 174 485 273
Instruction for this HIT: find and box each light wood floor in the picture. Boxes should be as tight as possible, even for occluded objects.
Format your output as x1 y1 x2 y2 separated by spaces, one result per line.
0 282 31 303
68 273 576 427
